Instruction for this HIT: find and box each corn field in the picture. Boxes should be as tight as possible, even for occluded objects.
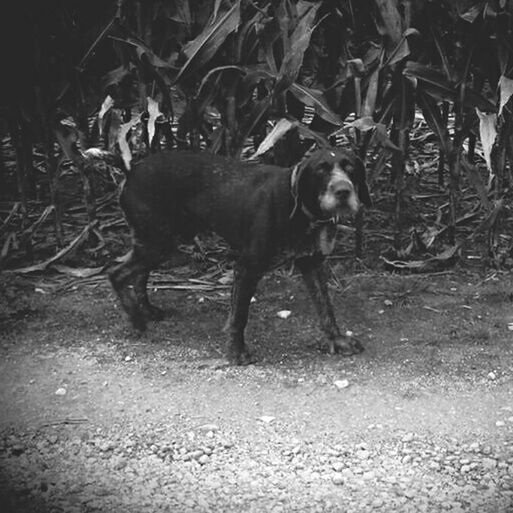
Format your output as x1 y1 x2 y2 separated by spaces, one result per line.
1 0 513 273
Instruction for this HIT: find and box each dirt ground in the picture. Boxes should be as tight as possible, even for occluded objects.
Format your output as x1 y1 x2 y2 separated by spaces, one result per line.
1 262 513 512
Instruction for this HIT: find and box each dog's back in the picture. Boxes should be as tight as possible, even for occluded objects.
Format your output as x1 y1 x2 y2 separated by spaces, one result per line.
121 151 292 249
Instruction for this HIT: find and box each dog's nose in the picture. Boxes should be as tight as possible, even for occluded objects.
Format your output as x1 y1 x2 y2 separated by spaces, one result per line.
335 188 351 202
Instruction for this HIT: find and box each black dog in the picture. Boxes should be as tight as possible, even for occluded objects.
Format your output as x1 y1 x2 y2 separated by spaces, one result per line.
108 148 372 364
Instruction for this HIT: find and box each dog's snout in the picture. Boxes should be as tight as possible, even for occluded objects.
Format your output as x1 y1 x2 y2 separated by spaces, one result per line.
335 188 351 201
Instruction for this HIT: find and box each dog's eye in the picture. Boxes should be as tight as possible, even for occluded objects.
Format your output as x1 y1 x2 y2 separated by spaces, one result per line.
316 162 332 174
339 159 354 174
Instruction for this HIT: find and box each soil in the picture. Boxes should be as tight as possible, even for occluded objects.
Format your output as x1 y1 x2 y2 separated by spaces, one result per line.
1 263 513 512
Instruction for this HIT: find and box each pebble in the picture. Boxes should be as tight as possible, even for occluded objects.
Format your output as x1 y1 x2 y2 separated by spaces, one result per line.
1 414 512 512
332 462 345 472
371 498 384 508
482 458 497 470
332 473 344 485
334 379 350 390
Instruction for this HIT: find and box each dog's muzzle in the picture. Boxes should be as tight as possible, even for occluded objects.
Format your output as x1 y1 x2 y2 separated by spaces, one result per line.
319 165 359 216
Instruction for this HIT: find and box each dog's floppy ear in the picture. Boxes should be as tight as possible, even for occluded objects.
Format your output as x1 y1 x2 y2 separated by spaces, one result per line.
354 157 372 208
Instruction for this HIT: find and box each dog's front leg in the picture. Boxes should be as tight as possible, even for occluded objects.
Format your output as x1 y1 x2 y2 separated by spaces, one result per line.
225 262 261 365
295 256 364 356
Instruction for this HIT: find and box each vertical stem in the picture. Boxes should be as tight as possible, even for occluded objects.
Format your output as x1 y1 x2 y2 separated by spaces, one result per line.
355 134 371 258
448 84 464 246
438 102 449 186
392 77 411 251
8 110 32 259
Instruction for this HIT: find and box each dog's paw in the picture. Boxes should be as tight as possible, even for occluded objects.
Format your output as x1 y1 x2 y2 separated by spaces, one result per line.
329 335 364 356
227 347 257 366
129 312 147 332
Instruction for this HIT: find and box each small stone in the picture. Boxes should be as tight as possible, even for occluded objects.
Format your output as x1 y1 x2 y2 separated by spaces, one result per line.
124 355 132 362
198 424 219 432
402 433 414 443
332 462 345 472
198 455 209 465
487 371 497 380
496 420 506 427
429 461 440 471
482 458 497 470
259 416 275 424
371 498 384 508
190 449 204 460
334 379 350 390
11 445 25 456
402 455 412 464
460 464 471 473
55 388 67 396
332 473 344 485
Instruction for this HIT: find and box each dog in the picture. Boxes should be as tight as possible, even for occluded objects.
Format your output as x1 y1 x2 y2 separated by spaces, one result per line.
108 148 372 364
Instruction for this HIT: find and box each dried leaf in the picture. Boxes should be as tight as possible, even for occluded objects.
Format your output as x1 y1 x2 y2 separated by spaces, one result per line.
381 244 460 273
117 114 141 170
98 95 114 136
147 97 162 147
8 221 98 274
51 265 104 278
498 75 513 116
475 108 497 172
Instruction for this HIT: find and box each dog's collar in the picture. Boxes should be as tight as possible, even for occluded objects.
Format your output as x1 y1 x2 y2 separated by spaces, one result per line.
289 164 338 226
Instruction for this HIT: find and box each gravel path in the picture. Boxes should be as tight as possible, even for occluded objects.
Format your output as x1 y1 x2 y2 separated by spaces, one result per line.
2 420 513 512
1 273 513 512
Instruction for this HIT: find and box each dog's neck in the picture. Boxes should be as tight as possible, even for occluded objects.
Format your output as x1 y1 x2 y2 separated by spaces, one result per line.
289 164 337 227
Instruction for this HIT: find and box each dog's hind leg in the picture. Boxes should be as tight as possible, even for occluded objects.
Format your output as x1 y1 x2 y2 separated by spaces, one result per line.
109 241 167 331
295 255 364 356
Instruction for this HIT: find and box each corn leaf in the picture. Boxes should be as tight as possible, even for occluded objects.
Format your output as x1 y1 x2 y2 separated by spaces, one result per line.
289 83 342 126
498 75 513 116
174 1 241 85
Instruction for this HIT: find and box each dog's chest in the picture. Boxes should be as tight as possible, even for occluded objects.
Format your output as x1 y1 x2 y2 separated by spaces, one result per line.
288 222 337 259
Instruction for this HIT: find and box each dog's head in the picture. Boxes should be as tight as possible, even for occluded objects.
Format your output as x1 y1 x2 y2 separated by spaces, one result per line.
292 148 371 221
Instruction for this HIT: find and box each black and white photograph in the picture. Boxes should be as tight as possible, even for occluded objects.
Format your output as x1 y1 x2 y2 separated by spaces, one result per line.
1 0 513 511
